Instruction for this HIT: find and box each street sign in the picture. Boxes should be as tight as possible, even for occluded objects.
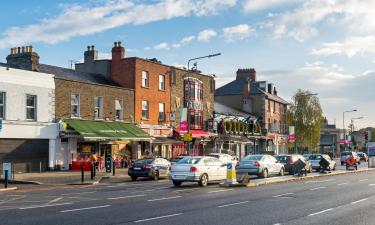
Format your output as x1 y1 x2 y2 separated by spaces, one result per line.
2 162 12 179
183 133 192 142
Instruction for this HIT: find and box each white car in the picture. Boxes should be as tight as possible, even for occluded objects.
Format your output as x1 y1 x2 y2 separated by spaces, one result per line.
169 156 227 187
208 153 237 165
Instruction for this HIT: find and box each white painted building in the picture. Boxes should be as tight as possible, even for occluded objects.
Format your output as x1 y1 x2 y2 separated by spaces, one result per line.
0 66 58 172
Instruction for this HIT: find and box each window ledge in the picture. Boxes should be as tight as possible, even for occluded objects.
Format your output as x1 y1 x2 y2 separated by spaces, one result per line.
141 118 150 121
141 86 150 89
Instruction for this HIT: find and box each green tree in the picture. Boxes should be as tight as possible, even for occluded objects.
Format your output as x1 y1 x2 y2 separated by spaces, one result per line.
287 89 323 153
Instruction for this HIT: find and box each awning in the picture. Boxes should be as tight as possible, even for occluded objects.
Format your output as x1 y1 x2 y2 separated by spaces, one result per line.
174 128 211 138
151 137 184 144
64 119 150 141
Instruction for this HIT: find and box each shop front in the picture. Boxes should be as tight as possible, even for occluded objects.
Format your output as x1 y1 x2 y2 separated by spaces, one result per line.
58 119 150 171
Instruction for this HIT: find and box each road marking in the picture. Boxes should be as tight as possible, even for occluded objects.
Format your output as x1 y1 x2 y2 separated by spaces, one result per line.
147 196 182 202
308 208 334 216
306 179 334 184
369 184 375 186
130 187 169 193
218 201 249 208
61 191 97 196
61 205 110 213
108 195 145 200
337 183 348 186
134 213 183 223
19 202 73 210
174 188 198 192
208 189 233 194
351 198 368 205
272 193 294 198
309 186 326 191
48 197 63 204
359 179 369 182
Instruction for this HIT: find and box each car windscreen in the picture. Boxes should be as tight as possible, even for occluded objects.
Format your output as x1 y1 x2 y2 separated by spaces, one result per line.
135 159 154 165
275 156 289 162
209 155 220 159
243 155 263 161
177 157 201 164
341 152 351 156
309 155 322 160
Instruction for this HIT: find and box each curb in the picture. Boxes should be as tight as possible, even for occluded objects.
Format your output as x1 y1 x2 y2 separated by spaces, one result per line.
245 168 375 188
0 179 42 185
0 187 18 192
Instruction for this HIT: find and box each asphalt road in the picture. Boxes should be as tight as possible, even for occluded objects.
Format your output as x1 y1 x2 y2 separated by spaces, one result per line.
0 167 374 225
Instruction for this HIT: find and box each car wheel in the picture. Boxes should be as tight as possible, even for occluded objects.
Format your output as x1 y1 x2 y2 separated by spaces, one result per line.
153 171 159 181
332 164 336 171
131 176 137 181
172 180 182 187
261 169 268 178
199 173 208 187
308 166 313 173
279 168 285 176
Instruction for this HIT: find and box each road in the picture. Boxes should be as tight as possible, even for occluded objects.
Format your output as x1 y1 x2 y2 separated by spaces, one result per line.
0 168 374 225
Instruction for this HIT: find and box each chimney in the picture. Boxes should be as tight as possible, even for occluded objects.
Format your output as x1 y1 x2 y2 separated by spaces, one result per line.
84 45 98 63
268 83 274 94
6 45 40 71
243 78 251 97
236 68 256 81
111 41 125 61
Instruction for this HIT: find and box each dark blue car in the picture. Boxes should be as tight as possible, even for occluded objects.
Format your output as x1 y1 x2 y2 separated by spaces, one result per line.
128 158 171 181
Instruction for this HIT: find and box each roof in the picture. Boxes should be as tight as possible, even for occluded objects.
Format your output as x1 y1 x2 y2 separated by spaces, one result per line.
214 101 250 116
215 77 288 104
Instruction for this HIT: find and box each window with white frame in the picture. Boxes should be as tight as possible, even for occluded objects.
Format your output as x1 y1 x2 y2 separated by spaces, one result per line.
159 75 165 90
142 71 149 87
142 100 149 119
71 94 80 118
0 92 5 119
115 99 123 120
158 103 165 121
94 96 103 119
26 94 37 120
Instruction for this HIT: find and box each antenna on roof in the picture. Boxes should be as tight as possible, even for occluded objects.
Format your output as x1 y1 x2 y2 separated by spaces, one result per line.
69 60 80 69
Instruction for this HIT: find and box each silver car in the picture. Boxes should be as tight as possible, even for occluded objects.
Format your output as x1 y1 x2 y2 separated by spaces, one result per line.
309 154 336 171
236 155 285 178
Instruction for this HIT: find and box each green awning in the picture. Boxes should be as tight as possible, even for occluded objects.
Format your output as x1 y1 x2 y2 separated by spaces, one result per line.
64 119 150 141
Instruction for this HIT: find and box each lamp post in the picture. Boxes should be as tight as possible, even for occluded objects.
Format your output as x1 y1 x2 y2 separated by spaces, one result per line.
186 53 221 155
293 93 318 154
350 116 363 150
342 109 357 152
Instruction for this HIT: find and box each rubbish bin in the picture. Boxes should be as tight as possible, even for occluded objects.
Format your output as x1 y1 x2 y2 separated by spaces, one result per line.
294 158 307 176
319 157 329 173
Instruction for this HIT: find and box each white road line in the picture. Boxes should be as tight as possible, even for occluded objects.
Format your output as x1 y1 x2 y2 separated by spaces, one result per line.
369 184 375 186
360 179 369 182
108 195 145 200
147 196 182 202
351 198 368 205
134 213 183 223
208 189 233 194
61 191 97 196
19 202 73 210
217 201 249 208
130 187 169 193
309 186 326 191
337 183 348 186
272 193 294 198
174 188 198 192
305 179 335 184
308 208 334 216
61 205 110 213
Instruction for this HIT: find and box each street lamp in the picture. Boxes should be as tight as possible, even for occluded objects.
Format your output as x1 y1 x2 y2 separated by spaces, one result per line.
186 53 221 155
342 109 357 151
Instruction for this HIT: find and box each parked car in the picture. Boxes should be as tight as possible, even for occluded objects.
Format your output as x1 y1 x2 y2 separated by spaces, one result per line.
208 153 237 165
236 154 285 178
128 158 171 181
308 154 336 171
171 156 186 164
357 152 368 162
303 154 311 160
169 156 227 187
276 154 313 174
340 151 360 165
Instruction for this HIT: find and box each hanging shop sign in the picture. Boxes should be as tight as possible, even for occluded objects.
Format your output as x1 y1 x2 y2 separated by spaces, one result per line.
179 108 188 134
289 126 295 143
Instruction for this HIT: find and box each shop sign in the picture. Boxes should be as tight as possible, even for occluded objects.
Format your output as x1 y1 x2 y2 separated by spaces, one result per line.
82 145 92 153
170 112 176 121
220 119 249 135
289 126 295 143
179 108 188 134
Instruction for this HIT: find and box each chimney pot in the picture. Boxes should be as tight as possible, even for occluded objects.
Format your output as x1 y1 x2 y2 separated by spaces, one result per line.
29 46 33 53
118 41 121 47
91 45 95 51
87 46 91 51
114 42 117 47
17 47 21 54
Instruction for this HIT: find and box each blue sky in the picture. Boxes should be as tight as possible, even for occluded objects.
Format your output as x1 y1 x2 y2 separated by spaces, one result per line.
0 0 374 129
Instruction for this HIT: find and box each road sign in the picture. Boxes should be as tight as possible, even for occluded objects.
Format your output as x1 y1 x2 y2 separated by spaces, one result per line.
183 133 192 142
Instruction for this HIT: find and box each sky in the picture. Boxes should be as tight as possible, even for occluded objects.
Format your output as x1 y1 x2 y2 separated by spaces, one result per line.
0 0 374 129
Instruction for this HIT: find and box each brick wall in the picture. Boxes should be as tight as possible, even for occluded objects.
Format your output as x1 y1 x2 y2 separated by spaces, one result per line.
171 68 215 129
55 78 134 122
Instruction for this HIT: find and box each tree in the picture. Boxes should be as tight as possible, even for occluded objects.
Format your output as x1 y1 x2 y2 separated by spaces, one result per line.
287 89 323 153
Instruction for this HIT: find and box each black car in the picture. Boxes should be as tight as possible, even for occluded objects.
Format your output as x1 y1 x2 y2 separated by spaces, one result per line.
276 154 313 174
128 158 171 181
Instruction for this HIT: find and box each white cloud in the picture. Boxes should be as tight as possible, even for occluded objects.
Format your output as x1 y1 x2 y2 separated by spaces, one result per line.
243 0 296 12
180 35 195 44
310 36 375 57
153 42 169 50
223 24 255 42
197 29 217 42
0 0 237 49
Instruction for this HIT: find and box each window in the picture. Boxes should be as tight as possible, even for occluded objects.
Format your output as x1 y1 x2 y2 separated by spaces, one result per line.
142 100 149 119
26 94 37 120
158 103 165 121
71 94 80 118
115 99 123 120
94 96 103 119
142 71 149 87
171 69 176 85
159 75 165 90
190 109 203 129
0 92 5 119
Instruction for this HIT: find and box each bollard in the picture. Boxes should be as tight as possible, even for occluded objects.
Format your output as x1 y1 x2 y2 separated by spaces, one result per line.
90 163 94 180
4 170 8 189
81 166 84 184
39 161 42 173
93 162 96 177
112 161 116 176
